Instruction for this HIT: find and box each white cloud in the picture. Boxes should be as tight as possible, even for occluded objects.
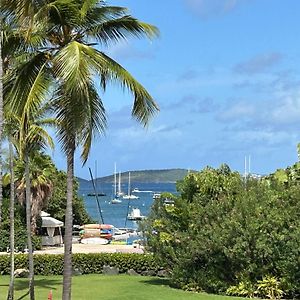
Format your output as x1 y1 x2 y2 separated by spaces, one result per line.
184 0 247 19
107 41 154 61
270 93 300 124
217 102 256 122
234 53 283 75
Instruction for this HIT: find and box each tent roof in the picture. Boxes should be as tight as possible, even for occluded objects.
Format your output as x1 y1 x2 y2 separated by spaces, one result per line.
40 211 50 217
42 216 63 228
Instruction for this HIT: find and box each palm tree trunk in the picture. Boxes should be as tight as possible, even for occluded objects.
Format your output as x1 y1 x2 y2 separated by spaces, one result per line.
25 152 35 300
7 140 15 300
62 140 75 300
0 24 3 227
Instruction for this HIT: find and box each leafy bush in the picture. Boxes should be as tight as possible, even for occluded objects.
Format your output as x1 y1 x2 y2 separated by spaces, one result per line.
0 253 160 275
0 199 42 252
256 276 283 299
226 276 283 299
143 165 300 298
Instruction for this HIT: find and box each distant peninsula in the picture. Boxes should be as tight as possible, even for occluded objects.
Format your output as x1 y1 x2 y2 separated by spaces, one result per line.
77 168 194 184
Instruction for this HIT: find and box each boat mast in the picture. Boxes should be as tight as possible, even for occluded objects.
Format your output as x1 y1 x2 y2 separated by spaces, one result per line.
128 172 131 196
114 163 117 196
88 167 104 224
118 171 121 195
95 160 97 192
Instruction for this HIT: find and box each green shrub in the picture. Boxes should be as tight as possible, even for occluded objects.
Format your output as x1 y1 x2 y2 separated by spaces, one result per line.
256 276 283 299
144 165 300 298
226 280 257 298
0 253 160 275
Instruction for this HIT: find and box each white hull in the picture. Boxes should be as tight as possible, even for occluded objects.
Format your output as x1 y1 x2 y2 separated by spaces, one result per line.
80 237 109 245
111 198 122 204
123 195 139 200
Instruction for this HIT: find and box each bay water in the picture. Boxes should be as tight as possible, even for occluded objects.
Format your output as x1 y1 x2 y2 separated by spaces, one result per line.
78 182 177 229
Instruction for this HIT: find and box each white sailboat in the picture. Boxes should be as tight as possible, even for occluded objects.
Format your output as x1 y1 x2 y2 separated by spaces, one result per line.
116 171 124 197
122 172 139 200
111 163 122 204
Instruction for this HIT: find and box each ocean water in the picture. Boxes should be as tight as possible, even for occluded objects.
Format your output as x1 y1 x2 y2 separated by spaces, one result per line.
78 182 177 229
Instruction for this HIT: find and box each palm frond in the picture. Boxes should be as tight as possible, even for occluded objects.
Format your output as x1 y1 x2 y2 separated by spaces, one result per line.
27 125 55 151
54 80 107 164
84 48 159 126
4 52 52 116
79 83 107 164
52 41 93 95
87 15 159 45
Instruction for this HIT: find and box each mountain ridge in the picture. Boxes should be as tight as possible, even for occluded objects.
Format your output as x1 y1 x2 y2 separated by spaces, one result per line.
76 168 194 184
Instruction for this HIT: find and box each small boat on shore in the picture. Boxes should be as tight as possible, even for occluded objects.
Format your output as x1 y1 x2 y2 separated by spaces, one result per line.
80 237 109 245
79 224 114 241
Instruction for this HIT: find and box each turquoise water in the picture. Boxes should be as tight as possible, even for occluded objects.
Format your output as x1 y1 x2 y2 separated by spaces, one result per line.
78 182 177 229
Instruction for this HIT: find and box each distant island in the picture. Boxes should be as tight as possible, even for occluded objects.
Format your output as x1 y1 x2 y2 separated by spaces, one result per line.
77 168 195 184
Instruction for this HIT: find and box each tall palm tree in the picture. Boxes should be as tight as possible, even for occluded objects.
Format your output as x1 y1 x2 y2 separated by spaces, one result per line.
7 104 55 300
7 138 15 300
3 1 159 299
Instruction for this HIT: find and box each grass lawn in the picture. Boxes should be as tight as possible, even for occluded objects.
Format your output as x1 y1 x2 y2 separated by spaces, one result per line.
0 274 241 300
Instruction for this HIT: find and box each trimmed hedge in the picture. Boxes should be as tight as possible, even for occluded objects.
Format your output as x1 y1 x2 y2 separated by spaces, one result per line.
0 253 160 275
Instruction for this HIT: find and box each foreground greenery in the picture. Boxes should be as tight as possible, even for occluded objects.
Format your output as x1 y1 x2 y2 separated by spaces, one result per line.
2 0 159 298
0 253 159 275
0 275 242 300
142 163 300 298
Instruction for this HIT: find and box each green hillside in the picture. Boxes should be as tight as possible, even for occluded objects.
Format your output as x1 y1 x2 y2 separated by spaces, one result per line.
78 168 194 184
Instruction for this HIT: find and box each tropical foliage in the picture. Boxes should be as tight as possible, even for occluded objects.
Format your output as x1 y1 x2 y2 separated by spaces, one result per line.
1 0 159 298
143 164 300 298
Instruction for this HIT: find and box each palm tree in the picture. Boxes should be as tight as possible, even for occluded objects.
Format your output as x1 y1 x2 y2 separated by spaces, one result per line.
7 104 55 300
7 138 15 300
15 152 55 232
3 1 159 299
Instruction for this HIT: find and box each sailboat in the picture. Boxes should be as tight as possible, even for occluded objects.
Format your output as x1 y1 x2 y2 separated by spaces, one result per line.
87 161 106 196
122 172 139 200
116 171 124 197
111 163 122 204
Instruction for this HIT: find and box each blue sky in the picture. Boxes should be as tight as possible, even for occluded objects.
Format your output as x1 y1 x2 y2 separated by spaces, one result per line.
52 0 300 179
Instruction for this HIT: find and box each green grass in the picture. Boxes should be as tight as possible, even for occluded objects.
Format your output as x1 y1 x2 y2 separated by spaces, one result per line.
0 275 240 300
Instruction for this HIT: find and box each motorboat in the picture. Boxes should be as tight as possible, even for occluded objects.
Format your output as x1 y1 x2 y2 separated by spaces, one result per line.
111 198 122 204
123 194 139 200
127 208 146 221
153 193 161 199
132 188 153 193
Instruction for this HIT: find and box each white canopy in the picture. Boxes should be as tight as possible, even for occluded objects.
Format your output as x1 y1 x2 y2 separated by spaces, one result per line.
40 211 50 217
41 216 63 228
